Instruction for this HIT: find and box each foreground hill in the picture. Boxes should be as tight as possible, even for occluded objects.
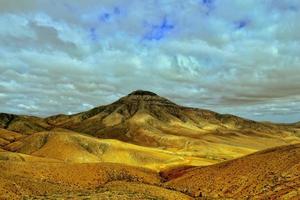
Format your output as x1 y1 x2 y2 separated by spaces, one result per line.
1 143 299 199
0 161 192 200
163 143 300 199
1 90 299 164
1 130 212 170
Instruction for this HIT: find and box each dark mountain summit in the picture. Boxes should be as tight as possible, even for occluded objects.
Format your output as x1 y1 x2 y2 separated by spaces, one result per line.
128 90 158 96
0 113 16 129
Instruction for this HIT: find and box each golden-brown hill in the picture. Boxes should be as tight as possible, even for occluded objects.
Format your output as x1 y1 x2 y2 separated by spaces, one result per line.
1 130 213 170
163 143 300 199
0 160 192 200
1 143 300 199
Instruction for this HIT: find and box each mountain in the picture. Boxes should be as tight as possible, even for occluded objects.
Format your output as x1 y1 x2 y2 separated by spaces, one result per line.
1 90 300 164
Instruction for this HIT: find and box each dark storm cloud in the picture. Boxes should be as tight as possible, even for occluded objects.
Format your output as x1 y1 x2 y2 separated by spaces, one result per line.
0 0 299 122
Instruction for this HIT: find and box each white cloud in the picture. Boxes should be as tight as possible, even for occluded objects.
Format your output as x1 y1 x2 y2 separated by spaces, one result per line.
0 0 299 122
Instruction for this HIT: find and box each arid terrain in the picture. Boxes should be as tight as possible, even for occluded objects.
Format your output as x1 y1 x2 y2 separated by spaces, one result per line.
0 90 300 199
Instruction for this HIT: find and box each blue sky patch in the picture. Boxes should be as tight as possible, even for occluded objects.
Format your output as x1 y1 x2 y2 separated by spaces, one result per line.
99 12 111 22
200 0 215 14
114 7 121 15
143 17 175 41
89 27 98 41
235 19 250 29
98 7 121 23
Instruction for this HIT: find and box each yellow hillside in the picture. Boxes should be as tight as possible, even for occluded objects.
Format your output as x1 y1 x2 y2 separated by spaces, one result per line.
4 130 218 170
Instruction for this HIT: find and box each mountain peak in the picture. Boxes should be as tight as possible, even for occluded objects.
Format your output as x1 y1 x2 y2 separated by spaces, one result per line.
110 90 180 118
128 90 158 96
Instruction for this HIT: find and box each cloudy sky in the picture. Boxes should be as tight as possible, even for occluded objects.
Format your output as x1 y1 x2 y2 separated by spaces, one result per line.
0 0 299 123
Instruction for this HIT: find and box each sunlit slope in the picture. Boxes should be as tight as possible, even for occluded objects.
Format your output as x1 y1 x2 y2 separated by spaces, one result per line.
164 143 300 199
0 128 23 147
0 161 193 200
1 143 299 199
0 151 60 162
3 130 215 170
